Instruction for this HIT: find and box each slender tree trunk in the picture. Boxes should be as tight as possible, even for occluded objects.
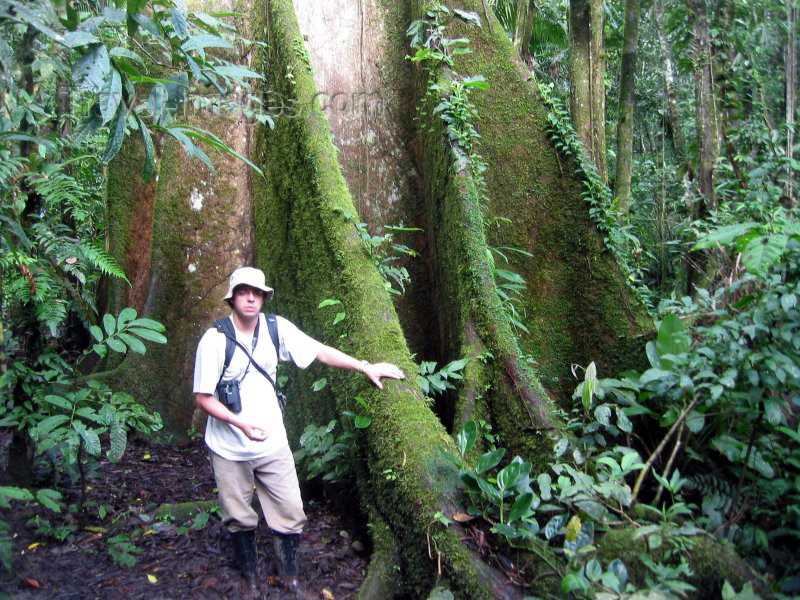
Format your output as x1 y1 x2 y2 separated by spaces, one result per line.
655 0 683 161
614 0 641 214
688 0 718 211
569 0 606 178
514 0 536 66
590 0 607 182
786 0 797 206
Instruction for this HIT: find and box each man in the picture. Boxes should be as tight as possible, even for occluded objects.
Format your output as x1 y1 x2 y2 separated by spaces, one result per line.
193 267 404 592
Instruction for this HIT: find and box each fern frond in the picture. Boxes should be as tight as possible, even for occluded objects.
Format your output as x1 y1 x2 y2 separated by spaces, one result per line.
36 297 68 338
0 156 28 190
80 241 129 283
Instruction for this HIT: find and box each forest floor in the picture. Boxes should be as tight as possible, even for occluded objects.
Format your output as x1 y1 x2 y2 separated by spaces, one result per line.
0 436 367 599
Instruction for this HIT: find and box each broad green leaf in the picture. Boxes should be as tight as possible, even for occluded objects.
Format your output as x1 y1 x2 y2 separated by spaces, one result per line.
508 492 534 522
553 437 568 457
0 486 34 502
181 34 233 52
103 104 128 163
168 8 189 39
61 31 100 48
127 327 167 344
457 420 477 457
35 488 63 513
36 414 70 435
73 44 111 93
137 116 156 181
656 314 690 368
99 69 122 125
561 573 586 595
128 318 166 331
107 420 127 462
453 8 481 26
149 83 167 123
476 447 506 474
742 235 787 276
106 336 127 353
585 558 603 581
119 332 146 354
318 299 341 308
686 410 705 433
537 473 552 500
110 47 145 64
132 13 162 37
74 423 101 456
311 378 327 392
117 307 138 329
594 404 611 426
496 461 520 492
42 395 72 410
692 222 758 250
103 313 117 336
544 514 565 540
332 312 346 326
354 415 371 429
607 559 628 592
615 407 632 433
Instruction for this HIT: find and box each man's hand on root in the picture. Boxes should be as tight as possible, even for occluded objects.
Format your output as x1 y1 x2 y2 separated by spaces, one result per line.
362 362 405 389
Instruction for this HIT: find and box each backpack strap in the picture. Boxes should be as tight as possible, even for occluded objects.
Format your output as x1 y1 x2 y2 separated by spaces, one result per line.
265 314 280 360
213 317 236 385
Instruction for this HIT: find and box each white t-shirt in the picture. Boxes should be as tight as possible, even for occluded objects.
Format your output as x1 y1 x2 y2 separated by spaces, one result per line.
193 313 323 461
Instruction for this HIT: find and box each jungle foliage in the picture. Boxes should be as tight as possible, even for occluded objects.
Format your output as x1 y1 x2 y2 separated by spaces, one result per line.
0 0 263 576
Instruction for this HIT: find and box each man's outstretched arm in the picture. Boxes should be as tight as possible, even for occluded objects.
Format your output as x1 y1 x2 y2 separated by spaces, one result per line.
315 346 405 389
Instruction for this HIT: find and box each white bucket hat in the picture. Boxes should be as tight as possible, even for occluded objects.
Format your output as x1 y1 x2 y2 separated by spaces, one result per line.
223 267 274 301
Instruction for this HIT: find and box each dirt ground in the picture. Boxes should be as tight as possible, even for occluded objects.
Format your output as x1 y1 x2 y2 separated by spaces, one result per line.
0 437 367 599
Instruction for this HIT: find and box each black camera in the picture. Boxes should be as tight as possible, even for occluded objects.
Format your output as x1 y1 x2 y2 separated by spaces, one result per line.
216 379 242 413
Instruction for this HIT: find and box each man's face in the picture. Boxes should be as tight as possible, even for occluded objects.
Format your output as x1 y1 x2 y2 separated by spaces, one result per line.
232 285 264 320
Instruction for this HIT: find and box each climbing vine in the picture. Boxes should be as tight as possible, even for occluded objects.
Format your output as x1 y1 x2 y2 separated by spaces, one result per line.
537 82 654 309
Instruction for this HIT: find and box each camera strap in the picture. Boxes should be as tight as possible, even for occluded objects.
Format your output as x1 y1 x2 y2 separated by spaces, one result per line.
213 316 281 394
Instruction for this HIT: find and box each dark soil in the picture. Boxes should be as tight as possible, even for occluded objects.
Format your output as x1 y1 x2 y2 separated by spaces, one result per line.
0 437 367 599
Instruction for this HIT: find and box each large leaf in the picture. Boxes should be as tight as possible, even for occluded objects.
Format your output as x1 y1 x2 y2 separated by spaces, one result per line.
36 414 70 436
456 420 477 457
476 447 506 474
742 235 787 276
73 44 111 93
137 115 156 181
99 69 122 124
692 222 758 250
107 420 127 462
102 104 128 163
656 314 690 369
61 31 100 48
181 34 233 52
127 327 167 344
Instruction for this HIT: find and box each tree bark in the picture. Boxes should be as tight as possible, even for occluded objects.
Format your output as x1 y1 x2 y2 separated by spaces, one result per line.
655 0 683 161
688 0 718 211
613 0 641 214
514 0 536 67
569 0 607 180
786 0 797 206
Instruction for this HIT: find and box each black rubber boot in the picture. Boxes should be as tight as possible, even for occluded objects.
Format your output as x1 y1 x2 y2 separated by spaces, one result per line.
230 529 258 589
273 532 301 591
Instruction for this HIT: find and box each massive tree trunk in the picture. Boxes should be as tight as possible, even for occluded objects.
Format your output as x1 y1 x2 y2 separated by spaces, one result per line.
613 0 641 214
569 0 607 181
105 0 651 595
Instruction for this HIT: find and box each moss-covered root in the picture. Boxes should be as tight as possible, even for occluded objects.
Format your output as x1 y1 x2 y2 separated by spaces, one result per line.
250 0 531 596
359 513 400 600
153 500 217 523
597 529 767 598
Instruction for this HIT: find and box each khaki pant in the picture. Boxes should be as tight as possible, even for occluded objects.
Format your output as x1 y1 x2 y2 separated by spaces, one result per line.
210 445 306 534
